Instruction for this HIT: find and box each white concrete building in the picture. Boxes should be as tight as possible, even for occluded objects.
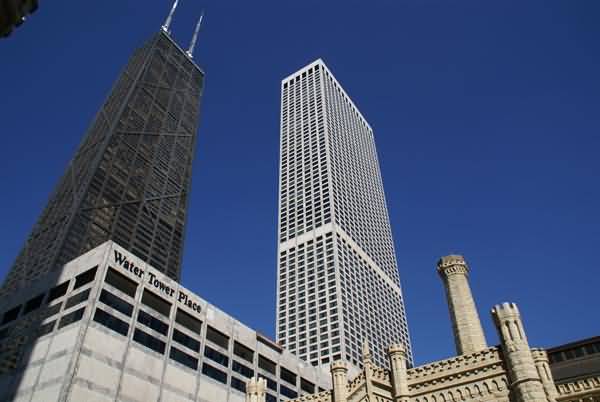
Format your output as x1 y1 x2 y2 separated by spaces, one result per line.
276 59 412 370
0 241 330 402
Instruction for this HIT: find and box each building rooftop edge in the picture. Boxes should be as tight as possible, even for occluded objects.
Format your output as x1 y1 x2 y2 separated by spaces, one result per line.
546 335 600 353
280 58 373 132
158 30 205 75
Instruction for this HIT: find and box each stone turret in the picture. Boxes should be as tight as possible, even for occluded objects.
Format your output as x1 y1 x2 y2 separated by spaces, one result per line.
245 377 266 402
362 340 373 366
387 343 410 402
330 361 348 402
437 255 488 355
532 348 559 402
492 302 548 402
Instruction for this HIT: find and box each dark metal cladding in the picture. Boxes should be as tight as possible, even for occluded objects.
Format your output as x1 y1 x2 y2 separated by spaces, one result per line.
2 31 204 296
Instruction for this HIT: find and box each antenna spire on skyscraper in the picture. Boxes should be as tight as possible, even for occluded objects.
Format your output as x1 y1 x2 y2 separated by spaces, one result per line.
162 0 179 34
186 11 204 58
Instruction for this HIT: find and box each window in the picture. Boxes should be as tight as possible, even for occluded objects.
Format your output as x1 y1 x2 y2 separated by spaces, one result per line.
204 345 229 367
133 328 166 354
206 326 229 349
301 378 315 393
99 289 133 317
65 288 91 309
137 309 168 335
45 302 62 318
23 294 44 314
175 308 202 333
202 363 227 384
266 393 277 402
258 355 276 375
280 366 296 385
172 328 200 352
280 385 298 399
257 333 282 353
47 281 69 302
1 305 21 325
74 266 98 289
170 346 198 370
58 307 85 329
549 352 562 364
231 376 246 393
105 268 137 297
234 341 254 363
232 360 254 378
94 308 129 336
141 289 171 317
37 320 55 337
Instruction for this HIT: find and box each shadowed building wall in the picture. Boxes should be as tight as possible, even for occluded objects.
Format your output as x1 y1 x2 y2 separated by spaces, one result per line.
2 30 204 297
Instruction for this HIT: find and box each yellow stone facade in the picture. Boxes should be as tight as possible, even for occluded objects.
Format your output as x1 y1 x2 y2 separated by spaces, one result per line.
246 255 600 402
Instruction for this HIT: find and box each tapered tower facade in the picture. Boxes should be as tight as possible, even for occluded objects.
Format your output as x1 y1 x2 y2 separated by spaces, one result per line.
276 59 412 369
2 23 204 296
437 255 487 355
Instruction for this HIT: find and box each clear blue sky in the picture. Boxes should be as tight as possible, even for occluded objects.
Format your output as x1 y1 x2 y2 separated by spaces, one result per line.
1 1 598 365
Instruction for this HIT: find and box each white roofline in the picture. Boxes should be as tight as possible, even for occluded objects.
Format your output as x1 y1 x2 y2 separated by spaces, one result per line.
281 58 373 132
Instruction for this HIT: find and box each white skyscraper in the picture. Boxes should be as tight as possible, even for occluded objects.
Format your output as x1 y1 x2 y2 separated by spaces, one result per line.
276 59 413 370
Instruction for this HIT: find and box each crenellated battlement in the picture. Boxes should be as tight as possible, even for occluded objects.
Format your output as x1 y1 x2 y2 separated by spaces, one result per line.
437 255 469 277
388 343 407 355
492 302 521 320
289 390 332 402
407 347 504 388
492 302 529 346
556 376 600 399
346 372 365 395
371 366 391 384
331 361 348 372
531 348 549 362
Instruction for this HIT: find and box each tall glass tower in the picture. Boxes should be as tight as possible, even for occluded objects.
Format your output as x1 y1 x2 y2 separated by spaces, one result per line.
2 24 204 297
276 59 412 369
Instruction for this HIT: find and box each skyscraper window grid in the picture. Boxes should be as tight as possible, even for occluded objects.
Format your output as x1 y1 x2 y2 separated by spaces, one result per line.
276 59 412 369
1 31 204 297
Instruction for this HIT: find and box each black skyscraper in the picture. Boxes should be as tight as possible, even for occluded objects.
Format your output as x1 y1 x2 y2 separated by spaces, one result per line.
2 29 204 296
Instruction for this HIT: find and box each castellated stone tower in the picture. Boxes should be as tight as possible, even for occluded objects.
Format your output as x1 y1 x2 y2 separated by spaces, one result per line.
492 302 548 402
387 344 410 402
437 255 488 355
330 361 348 402
245 377 267 402
532 348 559 402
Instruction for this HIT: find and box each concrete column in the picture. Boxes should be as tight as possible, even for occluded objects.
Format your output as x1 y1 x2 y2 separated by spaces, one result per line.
437 255 487 355
245 377 266 402
331 360 348 402
492 303 548 402
532 348 559 402
388 343 410 402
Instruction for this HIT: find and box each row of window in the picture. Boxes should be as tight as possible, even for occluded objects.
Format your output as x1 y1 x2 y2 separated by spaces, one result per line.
549 341 600 363
0 266 98 328
93 304 317 399
96 267 323 399
338 235 410 368
279 66 330 242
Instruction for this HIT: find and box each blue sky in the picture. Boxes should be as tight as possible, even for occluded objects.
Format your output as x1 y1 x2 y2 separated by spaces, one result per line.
1 1 598 365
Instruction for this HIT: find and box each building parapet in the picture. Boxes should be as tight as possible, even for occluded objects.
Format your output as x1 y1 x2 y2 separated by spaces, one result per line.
556 375 600 401
407 347 503 387
346 372 365 395
289 390 332 402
